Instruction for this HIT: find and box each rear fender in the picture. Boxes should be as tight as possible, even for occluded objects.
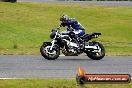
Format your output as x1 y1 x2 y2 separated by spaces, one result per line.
90 32 101 38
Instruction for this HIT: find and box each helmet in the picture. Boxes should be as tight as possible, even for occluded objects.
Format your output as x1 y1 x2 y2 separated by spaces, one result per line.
60 15 69 23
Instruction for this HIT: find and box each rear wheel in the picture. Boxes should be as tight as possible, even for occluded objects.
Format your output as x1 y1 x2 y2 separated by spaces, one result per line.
86 42 105 60
40 43 60 60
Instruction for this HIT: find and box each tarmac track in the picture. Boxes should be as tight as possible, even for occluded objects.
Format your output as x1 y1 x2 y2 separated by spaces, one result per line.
0 55 132 78
18 1 132 6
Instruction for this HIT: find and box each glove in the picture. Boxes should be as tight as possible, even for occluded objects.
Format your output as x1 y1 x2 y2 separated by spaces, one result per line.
61 23 67 27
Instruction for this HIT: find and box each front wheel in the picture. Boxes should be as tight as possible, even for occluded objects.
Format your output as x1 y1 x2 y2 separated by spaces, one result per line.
86 42 105 60
40 43 60 60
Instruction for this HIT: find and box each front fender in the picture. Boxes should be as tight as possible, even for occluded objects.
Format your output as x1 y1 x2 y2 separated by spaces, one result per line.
42 42 52 46
42 42 60 48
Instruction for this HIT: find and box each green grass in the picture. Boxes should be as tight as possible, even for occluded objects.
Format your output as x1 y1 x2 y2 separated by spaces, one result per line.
0 2 132 55
0 79 132 88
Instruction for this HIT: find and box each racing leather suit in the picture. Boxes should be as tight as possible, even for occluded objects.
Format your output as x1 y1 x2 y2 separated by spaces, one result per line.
61 18 85 37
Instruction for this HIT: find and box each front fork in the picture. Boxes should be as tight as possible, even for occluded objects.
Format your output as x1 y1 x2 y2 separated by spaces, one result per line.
50 30 59 51
50 40 55 51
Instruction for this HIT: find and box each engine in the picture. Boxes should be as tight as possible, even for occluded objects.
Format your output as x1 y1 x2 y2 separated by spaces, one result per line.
62 39 80 56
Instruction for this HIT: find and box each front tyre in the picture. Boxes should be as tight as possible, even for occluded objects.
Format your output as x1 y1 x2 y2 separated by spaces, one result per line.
86 42 105 60
40 43 60 60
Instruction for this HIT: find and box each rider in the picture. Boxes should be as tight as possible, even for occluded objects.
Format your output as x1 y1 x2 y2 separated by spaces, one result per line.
60 15 85 50
60 15 85 37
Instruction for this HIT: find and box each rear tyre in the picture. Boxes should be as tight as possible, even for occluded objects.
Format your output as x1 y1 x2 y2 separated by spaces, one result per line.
40 43 60 60
86 42 105 60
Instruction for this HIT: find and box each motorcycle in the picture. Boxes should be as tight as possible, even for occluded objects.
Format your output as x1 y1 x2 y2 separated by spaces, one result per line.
40 26 105 60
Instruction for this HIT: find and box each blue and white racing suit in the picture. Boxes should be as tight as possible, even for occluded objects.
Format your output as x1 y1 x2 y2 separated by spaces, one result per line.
61 18 85 37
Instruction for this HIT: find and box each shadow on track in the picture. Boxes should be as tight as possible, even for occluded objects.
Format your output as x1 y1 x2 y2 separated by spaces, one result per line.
41 56 105 61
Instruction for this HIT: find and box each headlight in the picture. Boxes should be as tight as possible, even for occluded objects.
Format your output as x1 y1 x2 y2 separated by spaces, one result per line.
50 31 56 39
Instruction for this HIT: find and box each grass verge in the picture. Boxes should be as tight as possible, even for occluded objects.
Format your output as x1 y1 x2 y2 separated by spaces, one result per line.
0 79 132 88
